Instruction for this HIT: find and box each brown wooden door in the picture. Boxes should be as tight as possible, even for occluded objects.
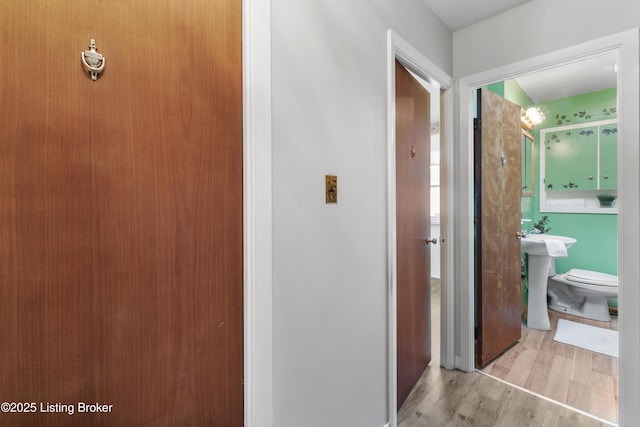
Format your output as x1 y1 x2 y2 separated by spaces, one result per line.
395 60 431 409
474 88 522 368
0 1 243 425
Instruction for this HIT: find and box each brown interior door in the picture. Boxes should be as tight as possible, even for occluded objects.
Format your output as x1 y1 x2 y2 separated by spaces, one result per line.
0 1 243 425
474 88 522 368
395 60 431 409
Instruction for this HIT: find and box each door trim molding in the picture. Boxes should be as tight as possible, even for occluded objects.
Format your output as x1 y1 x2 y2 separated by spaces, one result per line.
455 29 640 424
386 29 454 427
243 0 273 426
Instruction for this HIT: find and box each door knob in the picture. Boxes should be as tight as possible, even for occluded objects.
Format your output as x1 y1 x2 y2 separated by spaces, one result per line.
516 232 526 239
425 238 438 245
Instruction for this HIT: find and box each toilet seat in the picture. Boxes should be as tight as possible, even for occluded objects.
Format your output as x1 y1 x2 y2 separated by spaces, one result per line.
565 268 618 287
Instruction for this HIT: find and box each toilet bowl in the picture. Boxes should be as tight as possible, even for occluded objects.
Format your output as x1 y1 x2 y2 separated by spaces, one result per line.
547 268 618 322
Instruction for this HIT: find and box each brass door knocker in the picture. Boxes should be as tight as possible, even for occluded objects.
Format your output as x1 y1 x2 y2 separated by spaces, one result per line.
81 39 105 81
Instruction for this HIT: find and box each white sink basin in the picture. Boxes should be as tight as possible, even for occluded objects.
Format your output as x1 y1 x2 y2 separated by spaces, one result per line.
520 234 576 256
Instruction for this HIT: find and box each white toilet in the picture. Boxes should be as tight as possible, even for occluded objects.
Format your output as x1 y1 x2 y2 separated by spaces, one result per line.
547 265 618 322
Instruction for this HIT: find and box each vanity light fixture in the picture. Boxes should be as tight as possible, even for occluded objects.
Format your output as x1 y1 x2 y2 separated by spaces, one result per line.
525 107 545 125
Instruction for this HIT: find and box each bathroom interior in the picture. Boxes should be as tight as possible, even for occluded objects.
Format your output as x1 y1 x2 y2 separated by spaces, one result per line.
474 52 619 424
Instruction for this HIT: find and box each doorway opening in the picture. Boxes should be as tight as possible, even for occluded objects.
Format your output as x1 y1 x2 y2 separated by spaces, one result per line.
386 30 454 427
415 73 444 371
474 55 619 423
456 30 640 426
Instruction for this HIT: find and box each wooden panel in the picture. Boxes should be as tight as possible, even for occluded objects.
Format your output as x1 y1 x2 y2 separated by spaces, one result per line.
0 0 243 425
395 60 431 409
0 2 95 423
475 89 522 368
90 1 243 424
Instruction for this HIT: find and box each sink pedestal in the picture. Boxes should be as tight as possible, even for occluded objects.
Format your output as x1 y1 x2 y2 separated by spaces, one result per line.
527 254 552 330
520 234 576 331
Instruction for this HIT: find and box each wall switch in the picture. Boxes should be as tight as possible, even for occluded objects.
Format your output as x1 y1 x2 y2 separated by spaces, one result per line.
325 175 337 203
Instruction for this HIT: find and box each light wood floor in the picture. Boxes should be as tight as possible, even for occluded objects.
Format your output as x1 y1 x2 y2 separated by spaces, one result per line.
483 309 618 424
398 280 613 427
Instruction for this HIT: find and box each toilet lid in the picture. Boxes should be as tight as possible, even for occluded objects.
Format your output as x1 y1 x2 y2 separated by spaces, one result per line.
566 268 618 287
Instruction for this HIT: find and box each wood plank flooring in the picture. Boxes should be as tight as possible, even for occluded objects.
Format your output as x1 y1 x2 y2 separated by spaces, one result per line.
398 364 610 427
483 310 618 424
398 280 614 427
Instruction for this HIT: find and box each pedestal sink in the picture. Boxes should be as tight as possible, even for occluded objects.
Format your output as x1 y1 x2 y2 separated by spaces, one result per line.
521 234 576 330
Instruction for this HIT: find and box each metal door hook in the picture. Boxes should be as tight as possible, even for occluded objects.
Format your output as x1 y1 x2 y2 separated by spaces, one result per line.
81 39 105 81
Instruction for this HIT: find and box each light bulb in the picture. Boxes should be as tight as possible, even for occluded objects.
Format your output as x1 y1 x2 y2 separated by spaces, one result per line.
525 107 544 125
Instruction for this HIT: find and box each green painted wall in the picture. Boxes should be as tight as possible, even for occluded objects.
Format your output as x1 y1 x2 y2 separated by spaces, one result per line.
505 80 533 111
486 82 504 97
488 79 532 108
537 88 617 126
497 84 618 307
532 88 618 307
481 84 618 308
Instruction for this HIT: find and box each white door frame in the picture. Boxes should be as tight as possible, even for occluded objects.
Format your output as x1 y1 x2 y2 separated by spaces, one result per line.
454 29 640 425
243 0 273 426
386 30 455 426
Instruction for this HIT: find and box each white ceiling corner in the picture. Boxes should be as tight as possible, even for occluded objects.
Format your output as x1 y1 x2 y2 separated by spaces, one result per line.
423 0 532 31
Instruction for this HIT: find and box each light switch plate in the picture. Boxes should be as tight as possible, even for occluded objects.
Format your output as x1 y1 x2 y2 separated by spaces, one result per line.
325 175 337 203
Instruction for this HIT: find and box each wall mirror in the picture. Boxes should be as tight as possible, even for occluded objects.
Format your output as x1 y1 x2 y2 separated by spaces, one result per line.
522 129 534 196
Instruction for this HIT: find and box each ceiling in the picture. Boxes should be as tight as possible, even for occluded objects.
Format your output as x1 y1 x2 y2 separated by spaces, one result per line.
423 0 532 31
514 52 618 103
422 0 617 103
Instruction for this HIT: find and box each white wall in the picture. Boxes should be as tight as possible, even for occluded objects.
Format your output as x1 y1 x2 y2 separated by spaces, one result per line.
271 1 451 426
453 0 640 77
453 2 640 425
